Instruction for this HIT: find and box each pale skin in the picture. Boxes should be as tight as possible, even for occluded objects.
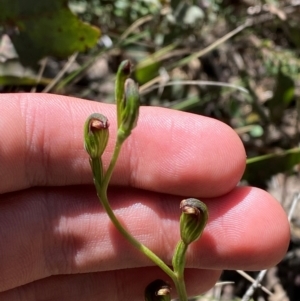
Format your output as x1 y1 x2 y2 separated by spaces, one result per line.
0 93 290 300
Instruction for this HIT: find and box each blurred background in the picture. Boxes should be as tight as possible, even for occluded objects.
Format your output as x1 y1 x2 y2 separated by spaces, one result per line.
1 0 300 300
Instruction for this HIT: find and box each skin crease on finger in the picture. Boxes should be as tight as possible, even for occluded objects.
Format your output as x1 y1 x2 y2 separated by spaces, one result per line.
0 93 246 196
0 268 222 301
0 185 290 292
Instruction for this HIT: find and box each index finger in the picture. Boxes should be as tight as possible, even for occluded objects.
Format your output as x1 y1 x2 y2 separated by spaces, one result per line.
0 93 245 196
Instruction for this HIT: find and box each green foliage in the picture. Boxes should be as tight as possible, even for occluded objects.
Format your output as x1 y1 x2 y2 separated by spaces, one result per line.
0 0 100 65
0 75 51 86
244 148 300 185
268 67 295 123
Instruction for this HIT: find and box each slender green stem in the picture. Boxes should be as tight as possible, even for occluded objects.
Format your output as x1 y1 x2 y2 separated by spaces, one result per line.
174 279 188 301
172 240 189 301
101 138 123 189
173 240 188 277
91 140 176 282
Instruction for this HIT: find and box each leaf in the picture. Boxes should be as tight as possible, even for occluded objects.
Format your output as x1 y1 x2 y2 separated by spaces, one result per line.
243 148 300 185
0 0 100 66
0 75 51 86
134 44 176 84
268 67 295 123
135 58 160 85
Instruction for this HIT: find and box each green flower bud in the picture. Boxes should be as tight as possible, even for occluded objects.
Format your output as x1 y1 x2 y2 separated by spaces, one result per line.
115 60 132 127
144 280 171 301
84 113 110 159
118 78 140 142
179 198 208 245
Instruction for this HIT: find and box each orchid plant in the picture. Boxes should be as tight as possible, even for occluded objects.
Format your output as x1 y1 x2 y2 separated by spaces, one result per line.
84 60 209 301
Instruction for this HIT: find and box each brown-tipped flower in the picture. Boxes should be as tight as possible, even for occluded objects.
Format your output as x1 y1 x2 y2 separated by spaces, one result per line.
115 60 132 127
118 78 140 142
144 279 171 301
84 113 110 159
179 198 208 245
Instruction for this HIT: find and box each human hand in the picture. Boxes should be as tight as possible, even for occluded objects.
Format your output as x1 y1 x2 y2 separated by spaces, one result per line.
0 93 289 300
